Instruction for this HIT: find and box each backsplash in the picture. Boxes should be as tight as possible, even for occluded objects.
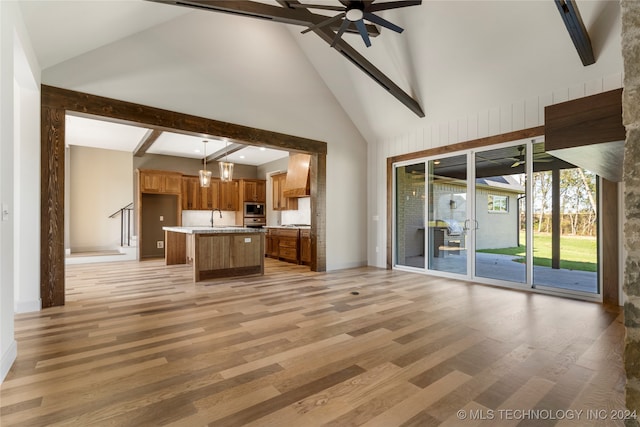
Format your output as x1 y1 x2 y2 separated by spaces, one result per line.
182 210 239 227
282 197 311 225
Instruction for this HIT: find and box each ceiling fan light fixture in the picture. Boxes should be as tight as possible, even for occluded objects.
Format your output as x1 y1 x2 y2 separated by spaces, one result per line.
346 8 363 21
199 140 212 187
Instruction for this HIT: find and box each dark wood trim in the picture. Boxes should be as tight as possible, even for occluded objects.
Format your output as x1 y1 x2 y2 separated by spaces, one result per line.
310 152 326 272
40 105 66 308
545 89 624 151
41 85 328 154
41 85 328 306
601 178 619 305
133 129 163 157
386 126 545 270
554 0 595 66
210 143 246 162
545 89 624 181
390 126 545 164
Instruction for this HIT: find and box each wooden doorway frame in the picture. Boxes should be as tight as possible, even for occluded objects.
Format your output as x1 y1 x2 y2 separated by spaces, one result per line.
41 85 327 308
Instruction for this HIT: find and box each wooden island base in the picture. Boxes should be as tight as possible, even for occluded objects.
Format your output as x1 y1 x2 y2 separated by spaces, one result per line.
164 227 265 282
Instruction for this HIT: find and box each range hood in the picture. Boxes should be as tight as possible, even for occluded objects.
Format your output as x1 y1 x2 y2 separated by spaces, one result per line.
283 153 311 198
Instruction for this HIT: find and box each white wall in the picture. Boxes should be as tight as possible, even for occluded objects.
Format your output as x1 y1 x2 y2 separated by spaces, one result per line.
369 71 624 268
1 0 41 382
43 11 369 270
69 146 133 252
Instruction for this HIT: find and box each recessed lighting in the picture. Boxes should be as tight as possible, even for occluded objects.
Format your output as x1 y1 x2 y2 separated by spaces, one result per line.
239 155 245 159
194 149 201 153
259 147 266 151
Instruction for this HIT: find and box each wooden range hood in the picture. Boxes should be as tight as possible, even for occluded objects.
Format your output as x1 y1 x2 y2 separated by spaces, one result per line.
283 153 311 198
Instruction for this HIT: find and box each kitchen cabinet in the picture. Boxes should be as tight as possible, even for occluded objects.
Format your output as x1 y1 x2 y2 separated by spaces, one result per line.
242 179 266 202
272 173 298 211
181 176 200 210
220 180 239 211
300 228 311 265
266 228 300 264
200 179 220 210
165 227 265 281
140 170 182 194
266 231 279 258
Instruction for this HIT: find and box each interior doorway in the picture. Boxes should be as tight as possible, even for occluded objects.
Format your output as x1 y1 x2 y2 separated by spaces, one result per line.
140 194 178 259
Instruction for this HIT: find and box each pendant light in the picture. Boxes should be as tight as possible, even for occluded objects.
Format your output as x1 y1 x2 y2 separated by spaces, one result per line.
219 139 234 182
199 140 212 187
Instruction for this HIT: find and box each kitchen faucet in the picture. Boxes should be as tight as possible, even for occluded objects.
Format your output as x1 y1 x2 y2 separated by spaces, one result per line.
210 208 222 227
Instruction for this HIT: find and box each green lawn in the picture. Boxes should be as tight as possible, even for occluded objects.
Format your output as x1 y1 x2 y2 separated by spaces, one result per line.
477 232 597 272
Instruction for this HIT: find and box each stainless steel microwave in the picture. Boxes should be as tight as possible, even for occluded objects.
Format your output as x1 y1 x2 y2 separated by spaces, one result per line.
244 202 265 217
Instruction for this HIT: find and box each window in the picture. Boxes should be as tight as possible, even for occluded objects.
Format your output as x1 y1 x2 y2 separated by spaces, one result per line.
488 194 508 213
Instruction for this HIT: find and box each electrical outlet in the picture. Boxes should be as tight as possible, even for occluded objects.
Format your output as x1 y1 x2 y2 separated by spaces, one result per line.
157 241 164 249
160 216 164 222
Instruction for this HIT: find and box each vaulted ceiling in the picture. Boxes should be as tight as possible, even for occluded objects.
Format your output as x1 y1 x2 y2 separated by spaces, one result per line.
20 0 623 149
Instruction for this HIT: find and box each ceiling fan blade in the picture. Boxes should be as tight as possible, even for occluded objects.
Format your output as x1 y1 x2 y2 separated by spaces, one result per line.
302 12 346 34
368 0 422 12
330 18 352 47
290 3 345 11
355 19 372 47
363 12 403 33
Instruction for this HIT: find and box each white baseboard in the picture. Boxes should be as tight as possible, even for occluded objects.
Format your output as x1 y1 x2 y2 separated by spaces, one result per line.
14 299 41 313
1 340 17 383
326 260 367 271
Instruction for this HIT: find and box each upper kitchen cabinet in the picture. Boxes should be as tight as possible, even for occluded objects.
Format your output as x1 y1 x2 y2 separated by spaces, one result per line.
181 176 200 210
139 169 182 194
220 180 240 211
272 172 298 211
241 179 266 202
200 179 220 210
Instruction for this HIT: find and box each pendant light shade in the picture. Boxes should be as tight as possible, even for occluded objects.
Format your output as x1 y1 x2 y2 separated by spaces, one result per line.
199 140 212 187
219 161 234 182
219 140 234 182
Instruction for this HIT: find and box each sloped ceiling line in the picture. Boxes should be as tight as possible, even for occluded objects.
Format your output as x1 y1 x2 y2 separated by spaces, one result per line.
147 0 424 117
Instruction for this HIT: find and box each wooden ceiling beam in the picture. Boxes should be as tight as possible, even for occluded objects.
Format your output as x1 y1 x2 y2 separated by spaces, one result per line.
148 0 423 117
554 0 595 66
155 0 380 36
209 142 246 162
133 129 163 157
288 1 425 117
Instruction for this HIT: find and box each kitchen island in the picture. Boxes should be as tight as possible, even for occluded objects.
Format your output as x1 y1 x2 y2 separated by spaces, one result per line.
163 226 266 282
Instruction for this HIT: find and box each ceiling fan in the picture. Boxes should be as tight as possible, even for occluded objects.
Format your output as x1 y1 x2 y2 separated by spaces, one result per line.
509 145 555 168
511 146 526 168
294 0 422 47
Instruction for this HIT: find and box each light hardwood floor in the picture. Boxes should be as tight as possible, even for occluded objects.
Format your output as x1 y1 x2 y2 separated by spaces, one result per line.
1 259 626 426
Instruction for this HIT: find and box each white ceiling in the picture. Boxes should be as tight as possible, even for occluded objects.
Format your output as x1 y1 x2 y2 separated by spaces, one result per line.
20 0 623 150
65 115 289 166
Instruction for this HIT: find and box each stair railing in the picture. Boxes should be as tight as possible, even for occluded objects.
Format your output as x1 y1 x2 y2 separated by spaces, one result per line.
109 203 134 247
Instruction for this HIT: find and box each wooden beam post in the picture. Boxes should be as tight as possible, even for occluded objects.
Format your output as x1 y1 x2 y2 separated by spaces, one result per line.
41 105 66 308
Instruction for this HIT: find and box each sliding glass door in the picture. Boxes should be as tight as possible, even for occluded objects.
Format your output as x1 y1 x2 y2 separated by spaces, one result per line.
393 139 600 299
474 145 527 284
395 163 426 269
427 155 468 275
531 142 598 294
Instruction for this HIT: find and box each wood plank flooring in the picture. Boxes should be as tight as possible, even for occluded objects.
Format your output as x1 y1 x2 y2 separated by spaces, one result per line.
0 258 626 426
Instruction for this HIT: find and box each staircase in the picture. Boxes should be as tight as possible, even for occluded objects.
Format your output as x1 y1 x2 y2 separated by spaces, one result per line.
65 203 138 265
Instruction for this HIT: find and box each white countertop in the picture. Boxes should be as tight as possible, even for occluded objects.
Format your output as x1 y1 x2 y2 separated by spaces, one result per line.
163 226 266 234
